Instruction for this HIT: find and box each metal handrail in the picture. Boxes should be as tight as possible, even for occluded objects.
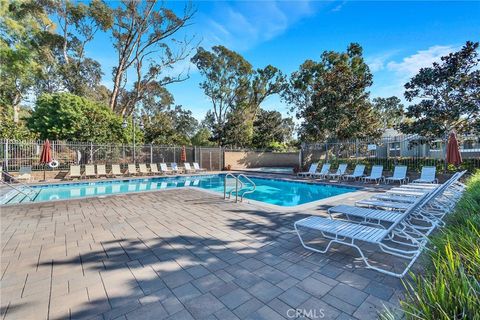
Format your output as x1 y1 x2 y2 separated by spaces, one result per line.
237 174 256 202
1 172 37 200
224 173 241 203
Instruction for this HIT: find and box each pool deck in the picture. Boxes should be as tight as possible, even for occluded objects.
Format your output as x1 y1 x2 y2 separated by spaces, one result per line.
1 178 408 320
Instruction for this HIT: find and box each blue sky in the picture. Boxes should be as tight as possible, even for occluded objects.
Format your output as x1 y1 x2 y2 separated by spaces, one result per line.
85 1 480 120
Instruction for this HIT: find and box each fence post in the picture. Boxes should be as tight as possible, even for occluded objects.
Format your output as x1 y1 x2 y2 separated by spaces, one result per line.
90 142 93 164
150 144 153 164
325 142 328 162
355 139 358 161
209 151 212 171
173 146 176 163
4 139 8 172
193 146 196 163
298 148 302 169
219 146 222 171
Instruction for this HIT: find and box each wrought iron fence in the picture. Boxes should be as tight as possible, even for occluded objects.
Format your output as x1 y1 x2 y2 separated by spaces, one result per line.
301 134 480 173
1 134 479 174
0 140 224 172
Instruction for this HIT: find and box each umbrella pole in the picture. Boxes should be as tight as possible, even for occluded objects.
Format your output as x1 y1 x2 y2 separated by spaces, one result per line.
44 164 46 181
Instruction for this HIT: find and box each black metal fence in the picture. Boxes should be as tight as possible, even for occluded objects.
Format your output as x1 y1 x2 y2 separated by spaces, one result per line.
301 134 480 173
0 140 224 172
1 134 479 174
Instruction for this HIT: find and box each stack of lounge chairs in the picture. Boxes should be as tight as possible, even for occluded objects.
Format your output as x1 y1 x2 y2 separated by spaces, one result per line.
294 170 466 277
65 162 208 180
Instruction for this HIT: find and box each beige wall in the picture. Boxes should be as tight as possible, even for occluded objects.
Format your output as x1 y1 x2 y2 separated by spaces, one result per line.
224 151 300 169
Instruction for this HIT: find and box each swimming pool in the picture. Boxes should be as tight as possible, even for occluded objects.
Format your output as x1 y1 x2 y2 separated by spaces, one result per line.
2 174 357 207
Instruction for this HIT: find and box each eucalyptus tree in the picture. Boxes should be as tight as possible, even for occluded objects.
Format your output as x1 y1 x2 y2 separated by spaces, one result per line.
109 0 195 116
191 45 286 145
0 0 54 122
191 45 253 144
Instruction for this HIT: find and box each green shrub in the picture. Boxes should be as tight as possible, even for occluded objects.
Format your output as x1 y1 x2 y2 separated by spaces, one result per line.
27 92 138 143
384 171 480 319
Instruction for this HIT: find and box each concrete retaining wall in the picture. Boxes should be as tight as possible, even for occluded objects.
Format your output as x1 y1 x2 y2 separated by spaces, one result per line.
224 151 300 169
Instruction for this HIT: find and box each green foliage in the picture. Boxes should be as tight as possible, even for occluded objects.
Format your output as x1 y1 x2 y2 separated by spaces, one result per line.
27 93 129 142
222 107 254 148
400 41 480 138
284 43 382 141
383 171 480 320
252 109 294 149
191 127 215 147
0 105 36 139
191 45 286 145
0 0 54 116
372 96 404 129
143 105 198 146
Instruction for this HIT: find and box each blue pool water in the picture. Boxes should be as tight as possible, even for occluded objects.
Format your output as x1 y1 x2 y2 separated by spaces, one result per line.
3 175 357 207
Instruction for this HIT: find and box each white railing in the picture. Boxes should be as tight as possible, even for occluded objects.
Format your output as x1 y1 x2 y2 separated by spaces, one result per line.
223 173 256 203
1 172 37 201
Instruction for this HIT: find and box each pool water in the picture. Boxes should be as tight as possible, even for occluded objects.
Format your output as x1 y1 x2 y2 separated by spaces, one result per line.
3 174 357 207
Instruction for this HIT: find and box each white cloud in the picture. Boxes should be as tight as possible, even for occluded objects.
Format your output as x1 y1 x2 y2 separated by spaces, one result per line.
199 1 319 51
331 1 346 12
367 51 398 73
371 44 458 101
386 45 455 78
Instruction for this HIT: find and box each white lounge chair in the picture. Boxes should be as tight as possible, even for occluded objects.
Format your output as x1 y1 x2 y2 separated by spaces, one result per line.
328 171 465 233
171 163 181 173
295 194 426 278
160 163 173 175
96 165 108 178
311 163 331 179
138 163 149 175
373 194 417 203
413 166 438 183
150 163 161 175
84 165 96 178
297 163 318 178
361 165 384 184
342 164 365 181
328 164 348 180
68 165 82 180
17 166 32 182
355 198 411 211
183 163 196 174
127 164 138 176
111 164 122 177
295 172 467 279
385 166 408 184
193 162 207 172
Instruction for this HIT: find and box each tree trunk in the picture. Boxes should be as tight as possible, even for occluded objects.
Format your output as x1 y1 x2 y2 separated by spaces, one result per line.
109 70 123 112
12 93 21 123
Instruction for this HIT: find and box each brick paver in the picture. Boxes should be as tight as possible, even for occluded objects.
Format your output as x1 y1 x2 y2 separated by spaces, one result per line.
1 188 405 319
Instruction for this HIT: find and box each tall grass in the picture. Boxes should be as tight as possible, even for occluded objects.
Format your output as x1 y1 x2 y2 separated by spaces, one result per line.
383 171 480 320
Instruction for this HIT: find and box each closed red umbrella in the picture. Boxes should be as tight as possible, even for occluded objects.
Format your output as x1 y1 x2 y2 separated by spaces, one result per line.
39 139 53 181
446 132 462 167
180 146 187 163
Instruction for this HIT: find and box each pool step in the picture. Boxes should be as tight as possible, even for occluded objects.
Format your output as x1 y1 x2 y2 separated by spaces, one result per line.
5 192 29 204
0 189 19 205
